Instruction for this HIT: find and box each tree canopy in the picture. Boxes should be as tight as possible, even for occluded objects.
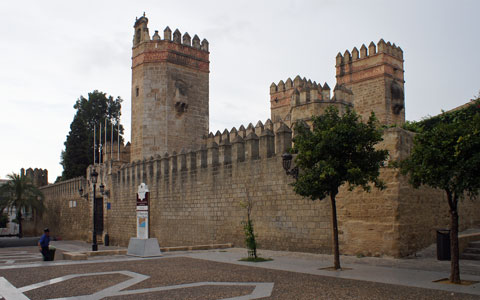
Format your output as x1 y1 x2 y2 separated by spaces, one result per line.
61 90 124 180
400 98 480 283
291 106 389 269
402 94 480 133
0 173 45 237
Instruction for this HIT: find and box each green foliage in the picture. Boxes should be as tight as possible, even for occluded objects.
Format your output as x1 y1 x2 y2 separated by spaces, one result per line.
0 173 45 237
291 106 389 200
240 189 257 259
399 100 480 197
243 219 257 257
401 120 422 133
61 90 124 180
403 98 480 134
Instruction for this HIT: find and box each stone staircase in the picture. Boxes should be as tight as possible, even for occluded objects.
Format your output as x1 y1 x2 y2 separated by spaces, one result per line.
460 241 480 260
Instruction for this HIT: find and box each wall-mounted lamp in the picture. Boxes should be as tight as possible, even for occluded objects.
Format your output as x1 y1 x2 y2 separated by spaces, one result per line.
99 183 110 197
78 187 88 199
282 153 299 179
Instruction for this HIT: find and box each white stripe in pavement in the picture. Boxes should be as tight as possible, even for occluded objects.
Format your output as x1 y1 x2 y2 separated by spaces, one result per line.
0 277 30 300
7 270 273 300
19 274 77 293
111 281 274 300
0 255 150 270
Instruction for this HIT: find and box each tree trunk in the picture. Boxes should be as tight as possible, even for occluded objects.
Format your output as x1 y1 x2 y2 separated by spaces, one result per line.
330 193 341 269
446 190 460 283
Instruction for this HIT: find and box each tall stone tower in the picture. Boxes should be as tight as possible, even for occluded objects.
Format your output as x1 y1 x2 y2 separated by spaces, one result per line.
130 15 210 161
335 39 405 125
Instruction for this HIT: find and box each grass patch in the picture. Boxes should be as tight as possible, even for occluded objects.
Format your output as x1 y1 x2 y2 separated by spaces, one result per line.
239 257 273 263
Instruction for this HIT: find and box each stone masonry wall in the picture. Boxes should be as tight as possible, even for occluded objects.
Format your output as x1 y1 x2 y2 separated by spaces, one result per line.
23 177 90 240
37 126 480 257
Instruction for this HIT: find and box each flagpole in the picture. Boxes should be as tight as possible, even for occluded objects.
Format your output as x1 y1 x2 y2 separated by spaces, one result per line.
105 119 107 161
117 120 120 161
93 125 96 164
111 119 113 160
99 124 102 164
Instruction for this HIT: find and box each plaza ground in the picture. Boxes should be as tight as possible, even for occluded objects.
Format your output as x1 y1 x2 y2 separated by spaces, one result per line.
1 240 480 299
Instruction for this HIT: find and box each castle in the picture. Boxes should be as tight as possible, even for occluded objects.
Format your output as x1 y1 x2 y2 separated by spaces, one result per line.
30 15 479 257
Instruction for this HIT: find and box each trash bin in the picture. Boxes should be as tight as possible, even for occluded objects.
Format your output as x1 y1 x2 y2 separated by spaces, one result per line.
47 249 56 261
104 233 110 246
436 229 451 261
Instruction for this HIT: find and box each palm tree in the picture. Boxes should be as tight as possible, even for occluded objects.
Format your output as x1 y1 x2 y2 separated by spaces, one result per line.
0 173 45 237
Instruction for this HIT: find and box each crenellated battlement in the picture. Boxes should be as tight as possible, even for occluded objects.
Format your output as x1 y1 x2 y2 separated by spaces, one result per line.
102 141 131 163
203 119 275 146
21 167 48 187
269 74 355 127
270 75 330 94
335 39 405 126
116 121 292 188
335 39 403 67
133 15 208 53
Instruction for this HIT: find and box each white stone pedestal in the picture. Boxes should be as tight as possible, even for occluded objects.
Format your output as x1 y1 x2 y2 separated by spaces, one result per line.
127 238 162 257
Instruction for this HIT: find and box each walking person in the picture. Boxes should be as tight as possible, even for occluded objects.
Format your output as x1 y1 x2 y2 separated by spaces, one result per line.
38 228 51 261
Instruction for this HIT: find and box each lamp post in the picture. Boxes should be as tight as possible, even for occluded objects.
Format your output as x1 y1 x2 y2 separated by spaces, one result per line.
282 153 299 179
90 169 99 251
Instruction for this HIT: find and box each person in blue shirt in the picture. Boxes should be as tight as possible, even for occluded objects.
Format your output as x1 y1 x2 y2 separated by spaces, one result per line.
38 228 51 261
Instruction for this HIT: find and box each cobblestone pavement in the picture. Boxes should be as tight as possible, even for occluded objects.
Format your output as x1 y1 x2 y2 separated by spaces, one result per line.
0 252 479 300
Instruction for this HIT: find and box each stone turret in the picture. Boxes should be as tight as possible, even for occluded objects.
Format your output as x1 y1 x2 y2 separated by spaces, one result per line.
336 39 405 125
269 75 352 128
21 168 48 187
130 14 210 162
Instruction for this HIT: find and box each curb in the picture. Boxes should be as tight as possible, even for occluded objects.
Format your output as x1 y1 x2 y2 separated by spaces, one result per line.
62 243 233 260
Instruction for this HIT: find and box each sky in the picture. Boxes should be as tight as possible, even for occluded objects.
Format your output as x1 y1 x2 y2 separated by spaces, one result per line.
0 0 479 181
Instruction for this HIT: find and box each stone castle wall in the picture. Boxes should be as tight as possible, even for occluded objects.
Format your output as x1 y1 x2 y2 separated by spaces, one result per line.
36 126 480 257
30 177 90 240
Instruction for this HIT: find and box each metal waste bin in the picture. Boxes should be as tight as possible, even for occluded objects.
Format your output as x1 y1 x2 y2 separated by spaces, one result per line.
47 249 56 261
104 233 110 246
436 229 451 261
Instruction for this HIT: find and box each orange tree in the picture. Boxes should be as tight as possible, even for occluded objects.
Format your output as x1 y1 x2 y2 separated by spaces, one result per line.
400 99 480 283
291 106 388 269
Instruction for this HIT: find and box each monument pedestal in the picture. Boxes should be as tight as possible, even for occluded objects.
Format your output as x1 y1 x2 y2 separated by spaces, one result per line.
127 238 162 257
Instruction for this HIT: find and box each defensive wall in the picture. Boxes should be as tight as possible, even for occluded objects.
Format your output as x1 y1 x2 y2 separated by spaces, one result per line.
36 124 480 257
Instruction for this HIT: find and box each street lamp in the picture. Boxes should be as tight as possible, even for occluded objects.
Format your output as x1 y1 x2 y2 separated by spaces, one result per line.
90 169 99 251
282 153 299 179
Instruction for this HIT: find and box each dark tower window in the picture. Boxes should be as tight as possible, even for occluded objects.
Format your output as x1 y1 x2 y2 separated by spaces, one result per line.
136 29 141 44
136 87 139 97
